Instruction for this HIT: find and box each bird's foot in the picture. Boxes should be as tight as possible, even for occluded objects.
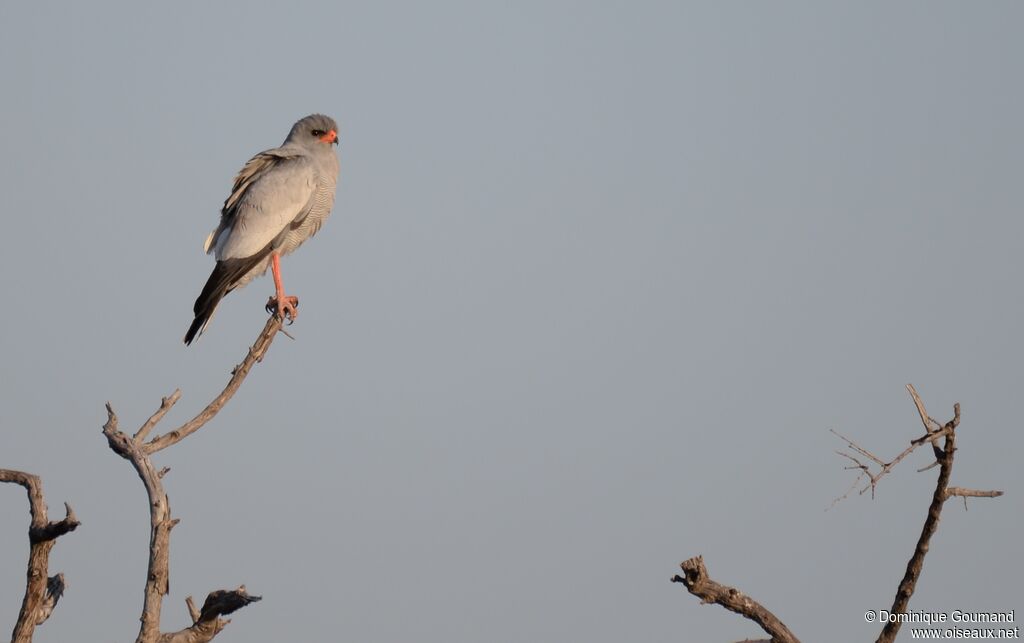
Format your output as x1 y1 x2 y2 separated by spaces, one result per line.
266 295 299 324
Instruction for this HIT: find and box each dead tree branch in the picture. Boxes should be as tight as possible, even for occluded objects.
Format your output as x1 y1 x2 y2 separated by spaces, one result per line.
103 315 281 643
825 384 967 505
0 469 80 643
673 385 1004 642
143 314 283 453
158 586 262 643
874 385 1002 643
944 486 1003 501
828 421 952 502
671 556 799 643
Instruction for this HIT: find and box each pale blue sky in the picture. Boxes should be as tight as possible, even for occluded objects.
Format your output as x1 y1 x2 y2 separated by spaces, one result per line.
1 2 1021 642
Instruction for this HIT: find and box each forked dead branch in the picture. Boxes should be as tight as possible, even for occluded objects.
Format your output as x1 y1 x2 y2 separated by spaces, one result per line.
672 385 1004 643
0 470 80 643
102 315 284 643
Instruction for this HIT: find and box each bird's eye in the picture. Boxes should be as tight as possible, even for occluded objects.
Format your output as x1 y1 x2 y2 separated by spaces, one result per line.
311 129 324 137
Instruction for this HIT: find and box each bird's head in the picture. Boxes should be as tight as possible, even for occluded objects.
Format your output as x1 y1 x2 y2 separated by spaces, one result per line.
286 113 339 148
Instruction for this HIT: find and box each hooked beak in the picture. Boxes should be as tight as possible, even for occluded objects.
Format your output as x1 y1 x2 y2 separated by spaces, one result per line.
320 129 339 145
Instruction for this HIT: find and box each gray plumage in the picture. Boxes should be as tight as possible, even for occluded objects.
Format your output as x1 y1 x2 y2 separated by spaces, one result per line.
185 114 340 344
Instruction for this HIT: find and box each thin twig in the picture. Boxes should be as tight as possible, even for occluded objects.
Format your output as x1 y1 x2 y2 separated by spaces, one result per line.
828 451 870 507
145 315 283 453
831 429 886 467
906 384 943 433
135 391 183 442
830 415 954 501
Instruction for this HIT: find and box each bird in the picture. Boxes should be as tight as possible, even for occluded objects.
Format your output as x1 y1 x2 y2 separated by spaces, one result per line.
184 114 340 345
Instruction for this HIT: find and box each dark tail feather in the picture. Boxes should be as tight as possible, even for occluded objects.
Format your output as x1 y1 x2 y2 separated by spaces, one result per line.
184 301 219 345
183 254 267 345
184 264 232 345
184 315 211 346
184 319 204 345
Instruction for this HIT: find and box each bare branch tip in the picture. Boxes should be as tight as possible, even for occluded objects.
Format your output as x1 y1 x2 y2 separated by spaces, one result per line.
917 460 941 473
103 403 118 428
186 595 200 623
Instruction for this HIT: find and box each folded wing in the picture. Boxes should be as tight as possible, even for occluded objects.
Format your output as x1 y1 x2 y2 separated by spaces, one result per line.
210 150 318 261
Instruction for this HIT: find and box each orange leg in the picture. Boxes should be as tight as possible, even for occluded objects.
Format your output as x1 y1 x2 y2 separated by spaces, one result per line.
265 252 299 322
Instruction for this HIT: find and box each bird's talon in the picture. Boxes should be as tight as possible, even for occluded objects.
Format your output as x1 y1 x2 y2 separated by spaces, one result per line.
267 295 299 322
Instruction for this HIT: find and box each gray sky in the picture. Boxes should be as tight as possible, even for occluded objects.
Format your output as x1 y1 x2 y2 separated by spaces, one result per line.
1 2 1021 641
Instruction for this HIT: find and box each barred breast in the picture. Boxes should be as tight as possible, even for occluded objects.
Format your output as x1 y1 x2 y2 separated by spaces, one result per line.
279 166 338 256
